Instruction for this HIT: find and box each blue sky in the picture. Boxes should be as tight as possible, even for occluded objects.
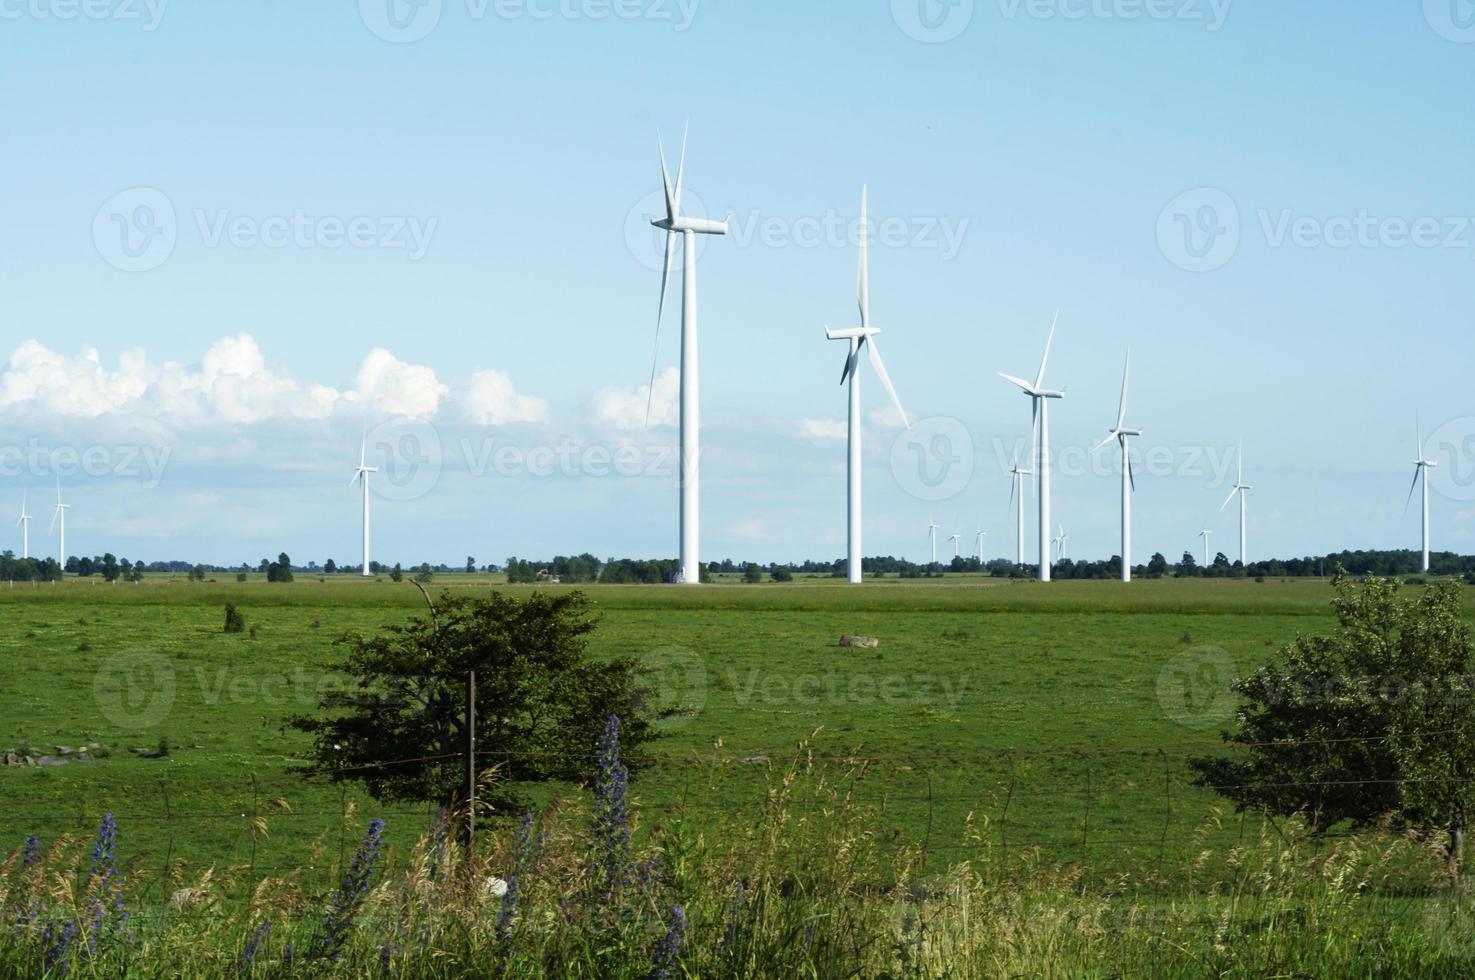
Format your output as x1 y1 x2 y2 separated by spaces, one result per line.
2 1 1475 567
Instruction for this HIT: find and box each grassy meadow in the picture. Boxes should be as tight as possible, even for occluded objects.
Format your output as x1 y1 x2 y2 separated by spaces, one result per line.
4 573 1475 975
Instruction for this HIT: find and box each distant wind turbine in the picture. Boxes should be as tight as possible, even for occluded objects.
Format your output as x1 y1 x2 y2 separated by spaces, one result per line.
927 515 940 564
1219 443 1252 565
1008 452 1032 568
948 530 961 559
1198 527 1213 567
49 479 69 575
352 435 378 577
975 529 987 563
646 126 732 585
1053 524 1069 562
1406 416 1439 574
824 186 910 585
1091 349 1141 583
17 492 31 560
1000 313 1064 582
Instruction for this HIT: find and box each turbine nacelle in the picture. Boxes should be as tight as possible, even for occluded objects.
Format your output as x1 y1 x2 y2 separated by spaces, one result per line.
825 326 882 342
652 214 729 236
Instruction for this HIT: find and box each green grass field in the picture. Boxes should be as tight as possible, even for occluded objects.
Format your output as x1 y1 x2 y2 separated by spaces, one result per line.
8 573 1466 897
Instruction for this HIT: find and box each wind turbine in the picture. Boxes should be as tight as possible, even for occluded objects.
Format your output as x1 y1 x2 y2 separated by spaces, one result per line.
352 436 378 577
1091 350 1140 583
1008 452 1032 568
645 127 731 585
927 515 940 564
824 186 911 585
999 314 1064 582
1219 442 1252 566
1406 416 1439 573
1053 524 1069 562
49 479 69 575
948 530 961 558
975 529 987 563
17 493 31 560
1198 527 1213 567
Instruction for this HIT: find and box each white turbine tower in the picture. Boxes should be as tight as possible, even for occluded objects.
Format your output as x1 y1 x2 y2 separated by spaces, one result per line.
646 127 731 585
352 436 378 577
1219 443 1252 566
927 515 940 564
17 493 31 560
50 479 69 575
1406 417 1439 573
1198 527 1213 567
975 529 987 563
1008 453 1032 568
999 314 1064 582
824 186 911 585
1091 350 1140 583
948 530 961 558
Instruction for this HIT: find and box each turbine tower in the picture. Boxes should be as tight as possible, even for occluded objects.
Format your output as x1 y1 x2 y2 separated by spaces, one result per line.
999 314 1064 582
948 530 961 558
1198 527 1213 567
927 515 940 564
49 479 69 575
646 127 731 585
17 493 31 560
1091 350 1140 583
824 186 910 585
1008 453 1032 568
352 436 378 577
975 529 987 563
1406 417 1439 573
1219 443 1252 566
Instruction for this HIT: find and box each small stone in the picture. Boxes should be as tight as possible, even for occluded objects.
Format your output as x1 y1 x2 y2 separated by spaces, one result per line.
742 756 770 765
839 635 880 649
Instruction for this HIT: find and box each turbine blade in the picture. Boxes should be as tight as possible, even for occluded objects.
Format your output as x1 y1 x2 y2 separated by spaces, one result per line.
1219 486 1238 513
1034 310 1059 390
840 347 859 385
858 185 869 328
1116 348 1130 431
1090 432 1117 454
1237 440 1244 485
646 229 678 427
1416 411 1424 460
997 372 1036 393
1405 466 1422 513
1128 452 1136 493
673 123 688 211
1008 470 1017 515
657 132 674 219
866 337 908 429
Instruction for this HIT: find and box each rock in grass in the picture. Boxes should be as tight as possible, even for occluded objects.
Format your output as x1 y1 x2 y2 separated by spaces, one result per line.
839 635 879 649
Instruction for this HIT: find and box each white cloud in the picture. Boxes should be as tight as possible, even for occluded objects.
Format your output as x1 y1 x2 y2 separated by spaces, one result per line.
0 335 537 429
867 406 908 430
461 369 549 425
799 418 846 441
589 367 678 430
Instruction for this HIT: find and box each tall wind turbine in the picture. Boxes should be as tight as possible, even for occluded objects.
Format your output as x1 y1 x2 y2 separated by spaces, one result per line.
17 493 31 560
1053 525 1069 562
1198 527 1213 567
948 530 961 558
1008 453 1032 568
646 127 731 585
824 186 911 585
1219 443 1252 566
999 314 1064 582
1406 417 1439 573
352 436 378 577
975 529 987 563
1091 350 1141 583
49 480 69 575
927 515 940 564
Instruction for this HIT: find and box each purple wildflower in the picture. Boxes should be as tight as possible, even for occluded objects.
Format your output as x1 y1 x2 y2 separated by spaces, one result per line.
41 917 78 975
497 811 537 943
648 906 686 980
85 813 127 947
21 835 40 868
236 919 272 976
310 818 386 962
591 715 631 897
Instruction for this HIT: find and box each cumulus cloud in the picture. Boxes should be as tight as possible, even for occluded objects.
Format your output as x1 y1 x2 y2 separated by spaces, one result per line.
867 406 908 430
799 418 846 441
589 367 679 430
460 369 550 425
0 335 540 429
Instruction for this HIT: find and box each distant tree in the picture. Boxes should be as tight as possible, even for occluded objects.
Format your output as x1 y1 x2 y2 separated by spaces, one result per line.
769 565 793 583
236 572 248 583
466 556 476 574
743 563 764 584
290 590 660 811
1191 574 1475 875
1178 551 1199 577
258 558 271 574
100 553 120 582
505 557 539 584
223 604 246 634
415 564 434 584
267 553 294 583
390 563 404 583
190 565 207 582
1146 553 1169 579
324 559 338 575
